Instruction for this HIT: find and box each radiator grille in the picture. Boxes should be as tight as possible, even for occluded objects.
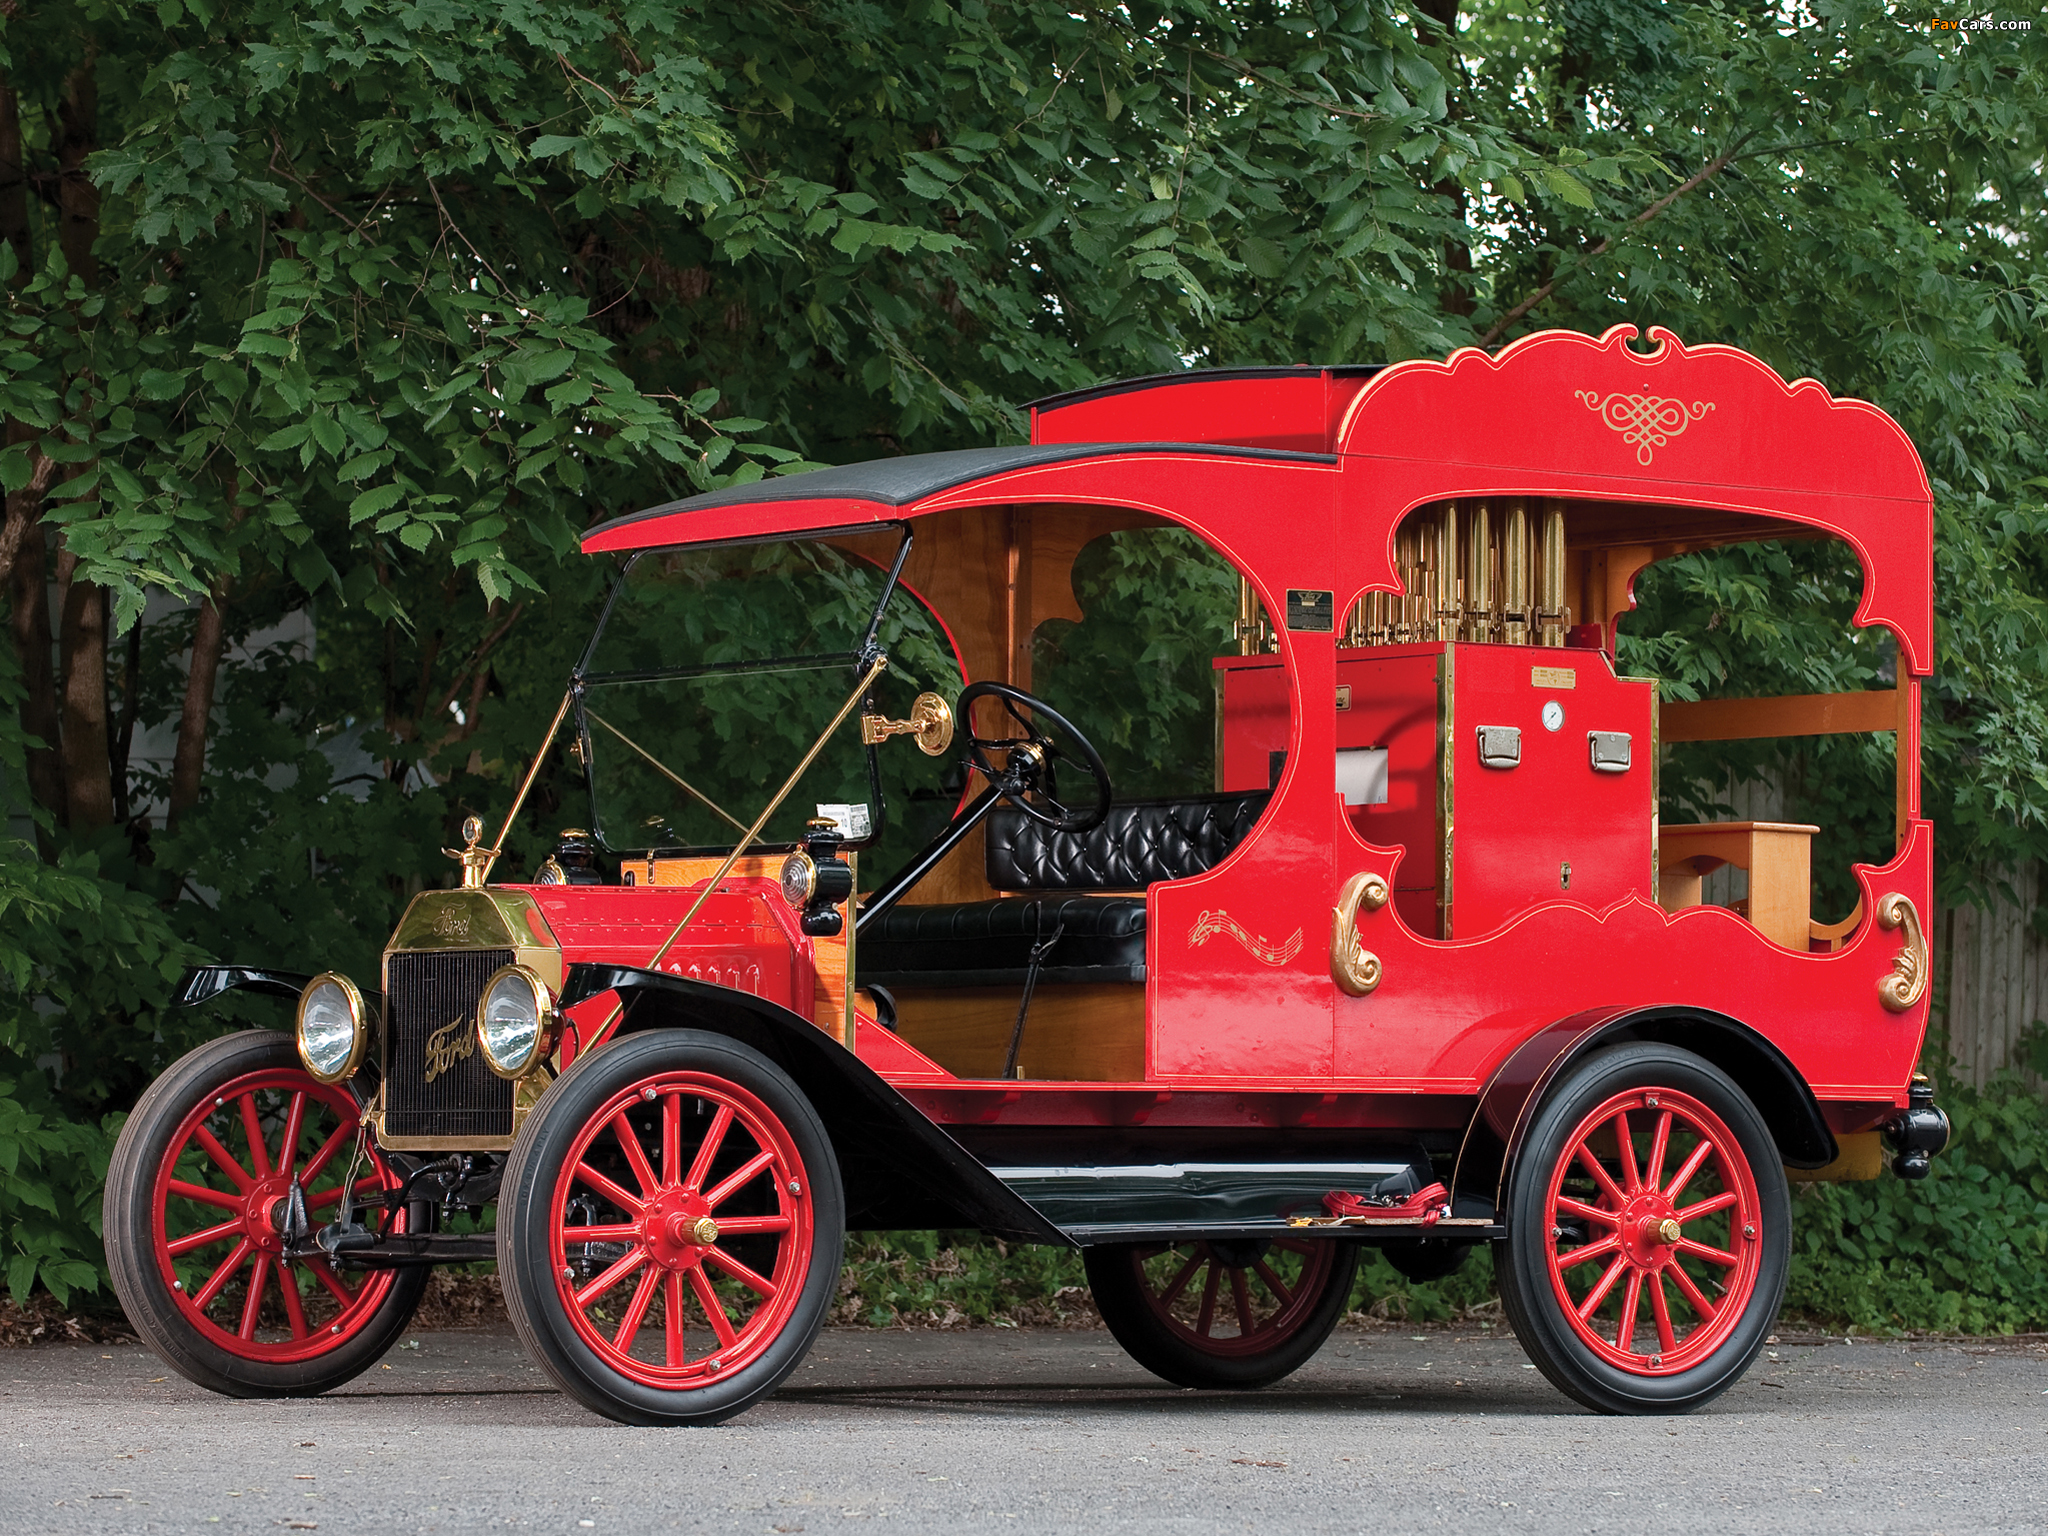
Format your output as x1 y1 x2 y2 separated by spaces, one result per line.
384 949 515 1140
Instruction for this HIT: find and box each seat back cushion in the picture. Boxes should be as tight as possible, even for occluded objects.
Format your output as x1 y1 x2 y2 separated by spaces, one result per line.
984 790 1271 892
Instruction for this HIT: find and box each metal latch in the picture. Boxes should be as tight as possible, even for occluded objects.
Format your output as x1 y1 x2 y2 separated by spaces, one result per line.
1476 725 1521 769
1588 731 1632 773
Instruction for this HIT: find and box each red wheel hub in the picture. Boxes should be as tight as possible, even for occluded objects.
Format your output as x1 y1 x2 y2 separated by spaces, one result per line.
1543 1087 1763 1375
1129 1238 1341 1358
149 1070 405 1362
549 1072 811 1388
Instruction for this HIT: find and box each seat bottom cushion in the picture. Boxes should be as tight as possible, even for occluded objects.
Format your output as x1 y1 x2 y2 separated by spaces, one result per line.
859 897 1146 987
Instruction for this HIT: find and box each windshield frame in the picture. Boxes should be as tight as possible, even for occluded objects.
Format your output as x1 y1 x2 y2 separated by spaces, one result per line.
568 524 921 859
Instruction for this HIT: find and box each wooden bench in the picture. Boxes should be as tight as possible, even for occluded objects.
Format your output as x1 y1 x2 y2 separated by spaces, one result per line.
1657 821 1819 950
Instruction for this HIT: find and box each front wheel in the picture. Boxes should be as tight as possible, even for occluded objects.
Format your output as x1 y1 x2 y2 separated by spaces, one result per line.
497 1030 844 1426
1496 1042 1789 1415
103 1030 426 1397
1085 1237 1358 1389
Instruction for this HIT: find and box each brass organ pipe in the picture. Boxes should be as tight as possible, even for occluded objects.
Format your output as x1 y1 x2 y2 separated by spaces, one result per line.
1503 498 1531 647
1539 501 1568 647
1464 500 1492 643
1435 502 1460 641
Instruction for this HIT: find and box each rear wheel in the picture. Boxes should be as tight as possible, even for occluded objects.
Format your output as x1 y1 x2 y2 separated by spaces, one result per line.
1496 1043 1788 1414
1085 1237 1358 1389
103 1030 426 1397
497 1030 843 1425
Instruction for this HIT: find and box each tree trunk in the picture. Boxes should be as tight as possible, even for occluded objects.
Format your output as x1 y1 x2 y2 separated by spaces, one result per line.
10 520 65 832
167 587 227 829
0 71 29 277
54 55 98 287
55 545 113 829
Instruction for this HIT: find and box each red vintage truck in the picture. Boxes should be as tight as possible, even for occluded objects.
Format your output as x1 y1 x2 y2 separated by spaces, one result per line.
105 326 1948 1423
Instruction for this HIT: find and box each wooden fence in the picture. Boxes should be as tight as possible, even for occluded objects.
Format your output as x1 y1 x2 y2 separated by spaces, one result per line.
1935 862 2048 1090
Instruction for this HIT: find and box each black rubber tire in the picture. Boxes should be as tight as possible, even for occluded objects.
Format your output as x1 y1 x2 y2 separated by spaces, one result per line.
497 1029 844 1426
103 1030 427 1398
1495 1042 1790 1415
1085 1239 1359 1389
1380 1236 1472 1285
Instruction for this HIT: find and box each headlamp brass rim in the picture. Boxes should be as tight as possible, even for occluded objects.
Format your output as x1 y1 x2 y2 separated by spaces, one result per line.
779 850 818 908
474 963 557 1081
296 971 369 1085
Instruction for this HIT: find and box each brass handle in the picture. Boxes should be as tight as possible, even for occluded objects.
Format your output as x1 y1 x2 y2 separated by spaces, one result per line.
1876 891 1928 1013
861 692 955 756
1331 871 1391 996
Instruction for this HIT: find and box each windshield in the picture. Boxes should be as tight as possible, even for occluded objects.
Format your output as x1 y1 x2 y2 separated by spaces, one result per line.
575 531 961 859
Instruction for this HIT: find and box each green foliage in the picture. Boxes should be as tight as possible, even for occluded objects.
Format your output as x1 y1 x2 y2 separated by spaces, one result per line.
1785 1075 2048 1334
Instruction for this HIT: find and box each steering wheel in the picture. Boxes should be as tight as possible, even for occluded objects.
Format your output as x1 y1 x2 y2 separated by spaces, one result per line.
958 681 1112 834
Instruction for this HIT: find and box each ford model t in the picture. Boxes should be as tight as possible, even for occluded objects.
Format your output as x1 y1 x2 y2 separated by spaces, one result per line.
105 327 1949 1422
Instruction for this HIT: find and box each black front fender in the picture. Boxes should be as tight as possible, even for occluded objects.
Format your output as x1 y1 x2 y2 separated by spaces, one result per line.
173 965 313 1008
562 964 1067 1245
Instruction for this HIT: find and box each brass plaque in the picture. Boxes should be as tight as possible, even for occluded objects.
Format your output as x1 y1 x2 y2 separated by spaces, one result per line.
1335 684 1352 711
1531 665 1577 690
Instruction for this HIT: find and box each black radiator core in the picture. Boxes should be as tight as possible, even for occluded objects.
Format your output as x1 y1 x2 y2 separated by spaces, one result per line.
385 949 515 1140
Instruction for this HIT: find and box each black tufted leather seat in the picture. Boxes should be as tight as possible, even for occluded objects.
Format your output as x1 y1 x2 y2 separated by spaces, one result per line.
984 792 1270 891
860 791 1270 986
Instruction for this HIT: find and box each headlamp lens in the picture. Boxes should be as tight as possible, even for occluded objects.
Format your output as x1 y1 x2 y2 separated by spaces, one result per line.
478 967 549 1078
297 976 364 1083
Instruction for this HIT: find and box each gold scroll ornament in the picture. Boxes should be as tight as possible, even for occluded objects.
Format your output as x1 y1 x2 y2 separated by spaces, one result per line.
1187 909 1304 967
1330 871 1391 996
1575 390 1714 466
1876 891 1929 1013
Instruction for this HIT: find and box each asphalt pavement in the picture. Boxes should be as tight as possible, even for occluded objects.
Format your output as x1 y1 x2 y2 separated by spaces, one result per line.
4 1323 2045 1534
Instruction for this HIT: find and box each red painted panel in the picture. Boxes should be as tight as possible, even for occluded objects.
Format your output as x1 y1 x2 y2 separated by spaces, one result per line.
1334 649 1442 934
1214 655 1289 792
1031 370 1372 454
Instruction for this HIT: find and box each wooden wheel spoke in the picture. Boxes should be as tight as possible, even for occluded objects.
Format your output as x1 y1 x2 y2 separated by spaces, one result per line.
1252 1259 1295 1309
192 1238 253 1309
1194 1260 1221 1338
168 1177 242 1213
705 1246 776 1299
612 1112 661 1198
237 1094 272 1180
683 1105 733 1195
1558 1234 1620 1269
1661 1139 1713 1202
167 1217 244 1257
1555 1195 1621 1227
662 1094 681 1188
238 1254 272 1339
1611 1109 1641 1192
688 1266 740 1350
710 1215 792 1236
306 1257 357 1311
704 1148 776 1211
1650 1271 1679 1352
664 1272 686 1368
1675 1190 1738 1224
1228 1266 1257 1336
572 1161 644 1217
278 1093 308 1181
1573 1143 1626 1205
276 1266 310 1340
574 1246 648 1308
611 1266 662 1354
1614 1270 1643 1354
562 1222 641 1244
1666 1259 1720 1322
1155 1252 1203 1309
1674 1237 1740 1270
193 1127 254 1193
1574 1254 1629 1321
1271 1238 1316 1257
1645 1109 1673 1192
297 1123 352 1188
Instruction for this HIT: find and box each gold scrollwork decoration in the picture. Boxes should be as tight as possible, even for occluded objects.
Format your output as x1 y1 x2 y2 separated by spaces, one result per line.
1875 891 1929 1013
1331 871 1391 997
1574 390 1714 466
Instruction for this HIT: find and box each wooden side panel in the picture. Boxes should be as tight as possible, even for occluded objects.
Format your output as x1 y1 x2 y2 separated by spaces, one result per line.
890 984 1146 1081
1661 690 1900 743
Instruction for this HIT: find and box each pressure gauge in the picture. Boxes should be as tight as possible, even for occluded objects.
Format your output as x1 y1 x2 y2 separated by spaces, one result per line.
1541 699 1565 732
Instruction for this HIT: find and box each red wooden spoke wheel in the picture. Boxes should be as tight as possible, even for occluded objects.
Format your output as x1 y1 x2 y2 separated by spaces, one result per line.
1543 1087 1763 1373
498 1029 843 1426
1085 1236 1358 1389
1497 1043 1789 1415
105 1031 428 1397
